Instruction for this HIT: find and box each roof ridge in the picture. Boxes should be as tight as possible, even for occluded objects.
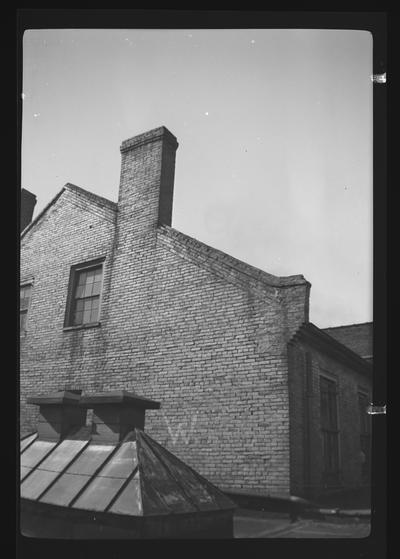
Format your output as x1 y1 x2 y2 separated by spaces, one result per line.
21 183 117 238
64 183 117 210
158 225 309 289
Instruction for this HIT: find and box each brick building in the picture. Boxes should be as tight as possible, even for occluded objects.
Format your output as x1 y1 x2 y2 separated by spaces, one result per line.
322 323 373 364
20 126 372 499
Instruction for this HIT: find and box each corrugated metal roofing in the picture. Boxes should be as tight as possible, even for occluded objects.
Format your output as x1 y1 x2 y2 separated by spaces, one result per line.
20 428 235 517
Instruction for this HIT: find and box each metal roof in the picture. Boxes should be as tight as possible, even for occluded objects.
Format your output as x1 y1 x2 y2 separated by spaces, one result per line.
20 427 235 517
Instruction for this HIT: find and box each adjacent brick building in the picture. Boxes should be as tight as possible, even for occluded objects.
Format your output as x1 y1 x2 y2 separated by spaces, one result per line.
20 126 372 499
322 323 373 364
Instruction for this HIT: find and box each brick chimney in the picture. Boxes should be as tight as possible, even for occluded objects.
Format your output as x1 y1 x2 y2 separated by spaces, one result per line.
80 390 160 443
27 390 86 441
118 126 179 236
21 188 37 232
106 127 178 342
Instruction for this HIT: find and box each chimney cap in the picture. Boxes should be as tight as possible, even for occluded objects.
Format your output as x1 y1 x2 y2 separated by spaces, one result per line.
79 390 160 410
27 390 82 406
120 126 178 153
21 188 37 202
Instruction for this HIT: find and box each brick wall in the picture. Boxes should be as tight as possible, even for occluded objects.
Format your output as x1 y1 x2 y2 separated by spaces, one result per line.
20 186 117 430
288 339 372 498
20 127 311 495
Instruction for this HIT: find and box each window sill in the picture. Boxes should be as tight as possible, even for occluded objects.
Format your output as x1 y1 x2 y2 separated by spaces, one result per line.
63 322 101 332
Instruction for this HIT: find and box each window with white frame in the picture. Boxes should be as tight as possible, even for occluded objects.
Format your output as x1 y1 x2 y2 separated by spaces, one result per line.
65 260 104 327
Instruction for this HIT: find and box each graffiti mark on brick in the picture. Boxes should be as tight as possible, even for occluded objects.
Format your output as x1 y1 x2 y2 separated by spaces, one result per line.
162 411 198 445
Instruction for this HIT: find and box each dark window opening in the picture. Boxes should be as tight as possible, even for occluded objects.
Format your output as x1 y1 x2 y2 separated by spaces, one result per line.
358 392 371 484
20 284 32 332
320 376 340 485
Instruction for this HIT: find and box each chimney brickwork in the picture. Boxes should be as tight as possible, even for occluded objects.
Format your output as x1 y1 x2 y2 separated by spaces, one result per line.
21 189 37 232
27 391 86 441
80 390 160 442
118 126 178 236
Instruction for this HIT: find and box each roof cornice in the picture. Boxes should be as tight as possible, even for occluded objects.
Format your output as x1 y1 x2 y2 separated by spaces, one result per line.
289 322 373 376
157 225 310 300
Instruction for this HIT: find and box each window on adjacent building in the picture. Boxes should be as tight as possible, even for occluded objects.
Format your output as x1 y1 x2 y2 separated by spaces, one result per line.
20 284 32 332
65 261 104 327
320 376 340 485
358 392 371 484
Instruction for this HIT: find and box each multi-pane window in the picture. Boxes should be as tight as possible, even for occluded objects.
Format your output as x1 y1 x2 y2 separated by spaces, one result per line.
66 262 103 327
358 392 371 483
320 376 340 484
20 284 32 332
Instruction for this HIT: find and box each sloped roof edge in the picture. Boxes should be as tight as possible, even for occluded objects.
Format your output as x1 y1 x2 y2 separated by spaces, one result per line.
322 321 373 331
289 322 372 376
20 183 117 239
65 183 117 211
21 188 65 238
157 225 310 290
322 322 373 360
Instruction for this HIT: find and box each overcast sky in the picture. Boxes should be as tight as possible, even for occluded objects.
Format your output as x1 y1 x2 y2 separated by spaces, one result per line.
21 28 373 328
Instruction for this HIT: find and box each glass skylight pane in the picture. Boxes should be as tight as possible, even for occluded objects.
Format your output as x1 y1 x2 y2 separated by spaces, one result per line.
40 472 90 507
20 466 31 480
67 444 114 476
21 440 58 469
39 439 88 472
97 441 137 479
138 437 195 513
109 471 142 516
21 469 60 500
150 446 216 508
20 433 37 453
72 476 125 512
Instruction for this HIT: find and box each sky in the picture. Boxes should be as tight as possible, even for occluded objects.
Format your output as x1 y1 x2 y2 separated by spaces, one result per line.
21 28 373 328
